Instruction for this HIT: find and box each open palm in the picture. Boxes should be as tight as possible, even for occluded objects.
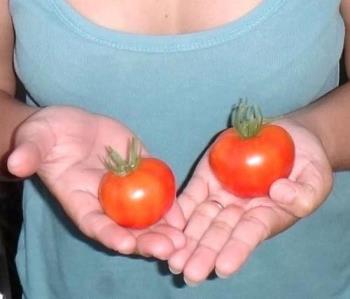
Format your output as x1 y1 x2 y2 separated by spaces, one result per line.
168 119 333 285
7 106 185 260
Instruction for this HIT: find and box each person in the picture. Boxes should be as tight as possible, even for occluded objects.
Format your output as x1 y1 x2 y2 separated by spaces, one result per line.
1 0 350 298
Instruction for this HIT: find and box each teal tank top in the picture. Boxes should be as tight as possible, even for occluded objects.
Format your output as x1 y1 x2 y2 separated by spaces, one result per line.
10 0 350 298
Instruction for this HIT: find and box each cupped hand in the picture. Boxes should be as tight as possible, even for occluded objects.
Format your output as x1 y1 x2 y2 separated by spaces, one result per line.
168 118 333 285
7 106 185 259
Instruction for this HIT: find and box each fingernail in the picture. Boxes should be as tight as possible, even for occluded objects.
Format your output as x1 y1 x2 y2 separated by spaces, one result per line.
271 183 296 204
215 270 229 279
169 266 181 275
184 277 200 287
134 248 152 258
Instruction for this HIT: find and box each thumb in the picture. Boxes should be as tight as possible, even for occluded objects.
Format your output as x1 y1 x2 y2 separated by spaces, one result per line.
269 161 333 218
7 120 55 178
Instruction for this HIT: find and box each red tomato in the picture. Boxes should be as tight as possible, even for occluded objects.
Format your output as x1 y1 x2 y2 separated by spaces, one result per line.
209 102 295 198
99 140 175 229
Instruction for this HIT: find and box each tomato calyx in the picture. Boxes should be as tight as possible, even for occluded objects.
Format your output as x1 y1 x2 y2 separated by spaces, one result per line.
232 99 264 139
103 137 141 176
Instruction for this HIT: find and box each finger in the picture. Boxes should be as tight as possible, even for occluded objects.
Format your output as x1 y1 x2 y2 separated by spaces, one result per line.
7 122 55 177
163 201 186 230
269 161 333 218
136 233 174 260
168 238 198 276
215 206 294 278
182 205 243 285
79 210 136 254
177 175 209 220
135 235 176 261
150 224 186 250
135 223 186 260
7 142 43 177
168 200 221 275
65 190 136 254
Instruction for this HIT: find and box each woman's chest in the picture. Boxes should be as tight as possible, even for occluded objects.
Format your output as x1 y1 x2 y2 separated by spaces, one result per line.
11 0 344 109
66 0 262 34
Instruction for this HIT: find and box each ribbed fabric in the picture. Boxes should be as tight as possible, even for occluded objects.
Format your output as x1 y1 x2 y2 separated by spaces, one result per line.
10 0 350 298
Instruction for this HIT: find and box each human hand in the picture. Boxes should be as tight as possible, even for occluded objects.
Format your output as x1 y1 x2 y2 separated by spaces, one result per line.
168 118 333 285
7 106 185 259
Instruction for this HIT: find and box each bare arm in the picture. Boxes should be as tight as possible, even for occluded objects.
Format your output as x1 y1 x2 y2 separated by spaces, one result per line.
288 0 350 171
0 0 38 175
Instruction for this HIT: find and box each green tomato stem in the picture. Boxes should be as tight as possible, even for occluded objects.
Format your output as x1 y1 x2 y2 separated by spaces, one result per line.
103 137 141 176
231 99 264 138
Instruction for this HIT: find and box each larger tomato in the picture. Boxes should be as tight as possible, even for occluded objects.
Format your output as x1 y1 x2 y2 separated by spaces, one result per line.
209 101 295 198
99 139 175 229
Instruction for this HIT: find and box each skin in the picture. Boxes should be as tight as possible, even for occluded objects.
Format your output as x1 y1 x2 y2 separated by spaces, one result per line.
67 0 263 35
1 0 350 287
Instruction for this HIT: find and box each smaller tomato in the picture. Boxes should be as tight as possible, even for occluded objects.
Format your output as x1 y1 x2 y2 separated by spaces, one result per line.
209 100 295 199
99 138 175 229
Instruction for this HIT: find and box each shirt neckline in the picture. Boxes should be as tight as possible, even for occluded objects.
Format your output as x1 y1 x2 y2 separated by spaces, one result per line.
51 0 284 52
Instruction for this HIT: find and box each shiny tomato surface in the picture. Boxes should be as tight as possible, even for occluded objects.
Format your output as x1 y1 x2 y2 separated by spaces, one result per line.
99 157 175 228
209 124 295 198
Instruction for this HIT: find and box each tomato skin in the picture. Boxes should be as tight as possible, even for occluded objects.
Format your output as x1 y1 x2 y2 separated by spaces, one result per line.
99 157 175 229
209 124 295 198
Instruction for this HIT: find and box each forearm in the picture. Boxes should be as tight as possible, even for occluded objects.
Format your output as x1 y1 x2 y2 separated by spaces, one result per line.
0 91 38 175
288 81 350 171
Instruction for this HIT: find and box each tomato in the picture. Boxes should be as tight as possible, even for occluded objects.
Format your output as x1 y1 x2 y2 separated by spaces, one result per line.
99 139 175 229
209 101 295 198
